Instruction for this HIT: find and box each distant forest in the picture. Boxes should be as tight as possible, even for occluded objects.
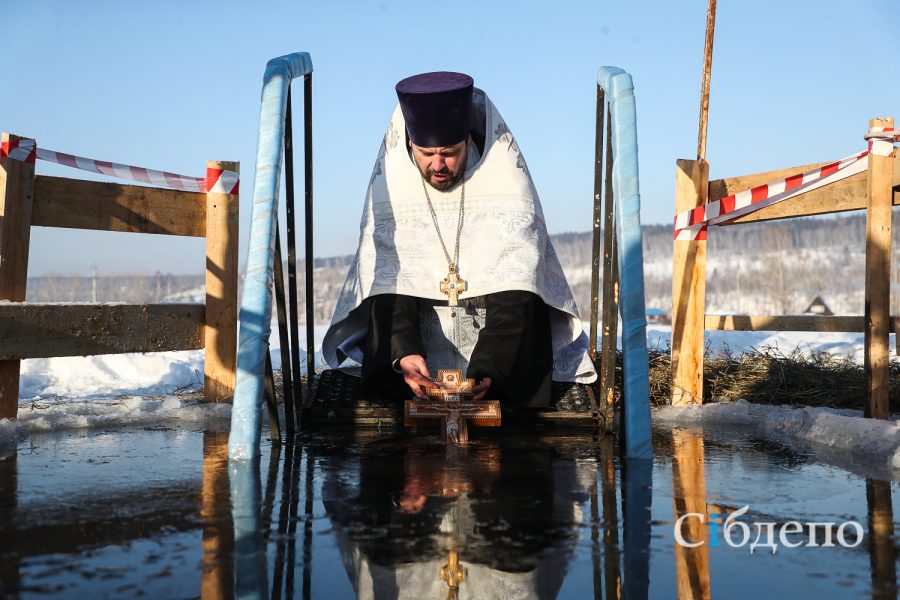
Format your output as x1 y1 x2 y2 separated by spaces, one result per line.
25 213 900 321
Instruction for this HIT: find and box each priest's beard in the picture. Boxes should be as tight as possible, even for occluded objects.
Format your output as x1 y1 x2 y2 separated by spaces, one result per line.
424 166 463 191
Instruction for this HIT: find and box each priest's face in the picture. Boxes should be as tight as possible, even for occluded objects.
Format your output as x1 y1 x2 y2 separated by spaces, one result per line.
410 137 469 191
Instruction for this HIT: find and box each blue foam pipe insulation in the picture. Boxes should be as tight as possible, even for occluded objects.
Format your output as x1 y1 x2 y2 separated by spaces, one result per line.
229 53 313 460
597 67 652 459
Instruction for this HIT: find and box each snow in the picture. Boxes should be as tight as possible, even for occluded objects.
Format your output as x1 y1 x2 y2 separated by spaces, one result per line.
644 324 875 362
19 351 207 400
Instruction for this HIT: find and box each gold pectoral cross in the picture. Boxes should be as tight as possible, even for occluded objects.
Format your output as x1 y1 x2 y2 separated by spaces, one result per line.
440 264 467 307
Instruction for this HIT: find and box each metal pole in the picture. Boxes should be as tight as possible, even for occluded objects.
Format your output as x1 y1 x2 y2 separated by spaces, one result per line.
264 352 282 444
274 224 296 438
599 111 619 433
697 0 717 161
303 74 315 400
284 87 304 432
589 85 605 364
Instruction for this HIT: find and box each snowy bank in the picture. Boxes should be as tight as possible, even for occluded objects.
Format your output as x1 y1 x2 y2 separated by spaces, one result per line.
19 351 207 400
0 396 231 449
655 401 900 472
17 320 329 402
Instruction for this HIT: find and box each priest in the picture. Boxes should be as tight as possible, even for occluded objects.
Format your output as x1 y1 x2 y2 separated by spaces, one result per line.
322 71 596 408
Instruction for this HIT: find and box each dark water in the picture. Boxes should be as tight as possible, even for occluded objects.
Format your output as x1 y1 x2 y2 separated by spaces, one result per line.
0 424 898 599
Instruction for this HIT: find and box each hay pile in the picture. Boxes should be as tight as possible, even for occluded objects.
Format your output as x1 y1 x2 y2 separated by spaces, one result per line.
640 347 900 412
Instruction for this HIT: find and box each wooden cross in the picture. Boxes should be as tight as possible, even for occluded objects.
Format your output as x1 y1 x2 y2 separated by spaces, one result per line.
404 370 500 445
439 265 467 307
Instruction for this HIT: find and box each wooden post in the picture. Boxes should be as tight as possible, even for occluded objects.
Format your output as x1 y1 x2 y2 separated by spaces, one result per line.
0 133 36 419
671 159 709 406
696 0 717 161
204 160 239 403
864 117 893 420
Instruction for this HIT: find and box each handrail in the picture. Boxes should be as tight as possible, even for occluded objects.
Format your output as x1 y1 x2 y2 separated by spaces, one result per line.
596 67 652 459
229 52 313 460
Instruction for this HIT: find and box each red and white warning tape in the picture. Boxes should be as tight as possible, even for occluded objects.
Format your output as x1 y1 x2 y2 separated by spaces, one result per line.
0 138 238 194
674 127 898 241
866 126 899 158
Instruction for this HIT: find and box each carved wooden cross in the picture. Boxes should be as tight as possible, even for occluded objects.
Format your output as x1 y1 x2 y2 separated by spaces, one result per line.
439 265 467 307
404 370 500 445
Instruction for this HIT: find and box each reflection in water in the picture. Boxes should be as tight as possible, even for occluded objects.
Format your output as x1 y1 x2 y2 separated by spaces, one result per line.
320 439 591 599
269 444 298 600
3 427 900 598
0 451 18 598
599 436 622 600
671 429 711 600
866 479 897 600
230 453 268 599
201 431 234 599
621 457 652 600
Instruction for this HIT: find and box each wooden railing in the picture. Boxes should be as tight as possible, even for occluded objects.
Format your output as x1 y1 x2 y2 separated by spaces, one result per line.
0 132 239 418
671 117 899 418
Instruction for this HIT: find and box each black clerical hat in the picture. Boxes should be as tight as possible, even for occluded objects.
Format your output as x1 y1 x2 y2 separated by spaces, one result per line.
395 71 473 148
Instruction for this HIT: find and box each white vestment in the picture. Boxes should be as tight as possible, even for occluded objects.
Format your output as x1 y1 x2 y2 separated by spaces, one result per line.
323 90 596 383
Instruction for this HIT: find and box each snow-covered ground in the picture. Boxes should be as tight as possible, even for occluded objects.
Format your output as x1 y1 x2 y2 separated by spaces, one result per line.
645 324 879 362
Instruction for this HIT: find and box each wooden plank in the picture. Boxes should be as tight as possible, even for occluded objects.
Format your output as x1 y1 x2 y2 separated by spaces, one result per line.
0 303 204 359
865 117 893 420
304 405 599 428
706 314 863 332
204 160 239 403
707 159 832 202
32 175 206 236
671 159 709 406
706 314 900 333
719 154 900 225
671 430 711 600
0 133 36 419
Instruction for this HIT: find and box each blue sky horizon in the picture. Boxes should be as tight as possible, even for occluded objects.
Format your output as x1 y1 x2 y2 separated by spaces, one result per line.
4 0 899 275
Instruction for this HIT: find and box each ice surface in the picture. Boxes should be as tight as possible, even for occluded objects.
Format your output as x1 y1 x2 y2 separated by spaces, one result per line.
656 400 900 472
0 396 231 449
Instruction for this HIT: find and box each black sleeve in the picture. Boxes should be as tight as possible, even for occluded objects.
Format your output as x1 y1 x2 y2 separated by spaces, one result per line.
360 294 426 389
466 291 553 408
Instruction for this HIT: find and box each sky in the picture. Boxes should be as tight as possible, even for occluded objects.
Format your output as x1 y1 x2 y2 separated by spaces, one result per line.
3 0 899 276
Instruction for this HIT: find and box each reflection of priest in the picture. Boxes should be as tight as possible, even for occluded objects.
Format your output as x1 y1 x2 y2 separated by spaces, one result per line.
321 441 590 599
323 71 596 408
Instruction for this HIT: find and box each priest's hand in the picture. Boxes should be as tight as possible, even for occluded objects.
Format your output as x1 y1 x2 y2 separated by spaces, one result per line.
398 355 437 400
473 377 492 401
